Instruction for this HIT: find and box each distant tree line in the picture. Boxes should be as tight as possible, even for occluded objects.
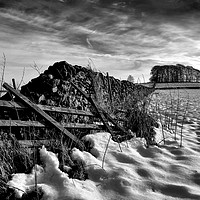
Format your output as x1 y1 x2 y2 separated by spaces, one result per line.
150 64 200 83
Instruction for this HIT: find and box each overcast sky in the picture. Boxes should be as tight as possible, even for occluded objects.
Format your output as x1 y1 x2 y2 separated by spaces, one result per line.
1 0 200 84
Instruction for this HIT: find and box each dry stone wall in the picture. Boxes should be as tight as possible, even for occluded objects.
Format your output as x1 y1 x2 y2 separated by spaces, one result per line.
21 61 154 126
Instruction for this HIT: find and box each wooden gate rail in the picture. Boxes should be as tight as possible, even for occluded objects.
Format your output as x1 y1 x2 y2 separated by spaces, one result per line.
3 83 85 150
0 100 94 116
0 120 102 129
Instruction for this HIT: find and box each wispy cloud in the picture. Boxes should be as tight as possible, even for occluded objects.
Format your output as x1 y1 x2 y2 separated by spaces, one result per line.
1 0 200 82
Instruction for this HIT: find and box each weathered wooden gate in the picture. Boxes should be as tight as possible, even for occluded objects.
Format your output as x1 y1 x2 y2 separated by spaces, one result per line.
0 82 130 150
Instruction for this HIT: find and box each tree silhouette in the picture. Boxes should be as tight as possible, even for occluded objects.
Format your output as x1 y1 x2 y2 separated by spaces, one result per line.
127 75 134 83
150 64 200 83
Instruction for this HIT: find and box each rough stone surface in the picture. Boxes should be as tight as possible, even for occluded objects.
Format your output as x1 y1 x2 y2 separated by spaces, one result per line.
21 61 153 109
20 61 155 139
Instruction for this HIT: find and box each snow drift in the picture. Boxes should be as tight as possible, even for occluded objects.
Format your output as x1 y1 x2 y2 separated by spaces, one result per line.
8 125 200 200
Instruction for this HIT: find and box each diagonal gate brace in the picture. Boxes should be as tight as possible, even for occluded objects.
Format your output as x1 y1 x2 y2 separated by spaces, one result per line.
70 81 130 137
3 82 85 151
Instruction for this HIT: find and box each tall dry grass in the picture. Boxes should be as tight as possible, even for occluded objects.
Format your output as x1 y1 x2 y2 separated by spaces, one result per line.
0 131 34 198
149 89 191 147
88 64 159 147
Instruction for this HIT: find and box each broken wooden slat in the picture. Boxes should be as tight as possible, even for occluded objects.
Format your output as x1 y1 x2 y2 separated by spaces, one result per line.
71 82 113 133
0 139 58 148
0 120 44 127
71 81 129 135
18 140 55 147
86 97 114 134
38 104 94 116
71 81 90 99
3 82 85 150
102 110 129 135
0 119 102 129
0 90 7 93
0 100 25 109
0 100 94 116
63 123 101 129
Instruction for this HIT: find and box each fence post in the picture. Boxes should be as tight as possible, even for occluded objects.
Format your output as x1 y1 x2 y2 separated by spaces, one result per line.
12 78 16 89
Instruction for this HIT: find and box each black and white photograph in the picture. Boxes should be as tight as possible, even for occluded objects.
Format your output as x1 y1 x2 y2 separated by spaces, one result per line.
1 1 200 199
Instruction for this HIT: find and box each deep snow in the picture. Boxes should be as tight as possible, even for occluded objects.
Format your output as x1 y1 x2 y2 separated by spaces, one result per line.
8 127 200 200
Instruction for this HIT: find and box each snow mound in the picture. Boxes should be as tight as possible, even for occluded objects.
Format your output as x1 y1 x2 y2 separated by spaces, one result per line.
8 146 103 200
8 127 200 200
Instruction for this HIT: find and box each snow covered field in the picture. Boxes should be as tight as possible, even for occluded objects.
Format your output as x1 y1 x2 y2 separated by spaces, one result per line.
8 89 200 200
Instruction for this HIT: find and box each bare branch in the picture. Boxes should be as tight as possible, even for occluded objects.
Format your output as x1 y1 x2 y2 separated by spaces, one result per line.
17 67 26 89
30 62 43 75
0 53 6 96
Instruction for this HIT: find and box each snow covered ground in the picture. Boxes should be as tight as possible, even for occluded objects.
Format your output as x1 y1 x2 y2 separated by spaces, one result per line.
8 89 200 200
